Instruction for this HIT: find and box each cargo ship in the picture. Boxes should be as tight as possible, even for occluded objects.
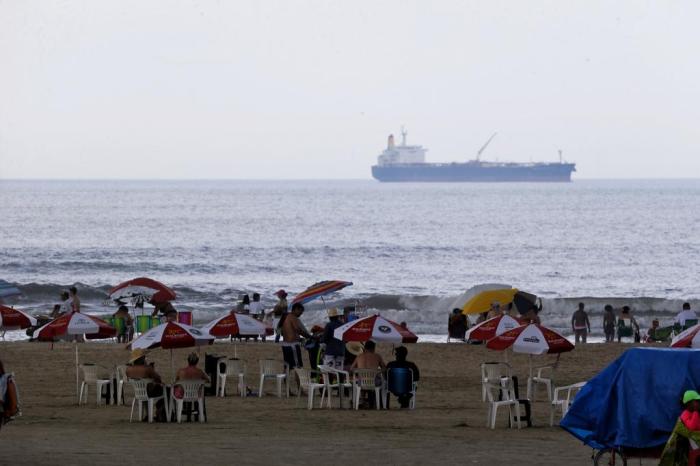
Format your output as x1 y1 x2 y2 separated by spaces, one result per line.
371 129 576 182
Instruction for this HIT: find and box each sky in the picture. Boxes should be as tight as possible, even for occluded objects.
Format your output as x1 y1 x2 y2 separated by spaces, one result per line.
0 0 698 179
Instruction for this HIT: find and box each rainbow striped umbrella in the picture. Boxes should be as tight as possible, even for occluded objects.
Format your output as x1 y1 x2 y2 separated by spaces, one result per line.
289 280 353 307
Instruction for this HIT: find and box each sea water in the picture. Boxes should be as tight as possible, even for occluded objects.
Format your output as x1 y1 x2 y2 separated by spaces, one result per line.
1 179 698 339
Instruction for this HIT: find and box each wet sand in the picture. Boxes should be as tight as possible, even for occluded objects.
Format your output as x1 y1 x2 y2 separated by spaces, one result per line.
0 340 642 465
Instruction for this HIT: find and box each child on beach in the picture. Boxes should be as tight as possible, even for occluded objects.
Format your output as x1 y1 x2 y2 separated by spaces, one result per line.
681 390 700 431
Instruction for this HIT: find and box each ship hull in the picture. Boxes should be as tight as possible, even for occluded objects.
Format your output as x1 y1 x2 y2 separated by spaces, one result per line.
371 162 576 182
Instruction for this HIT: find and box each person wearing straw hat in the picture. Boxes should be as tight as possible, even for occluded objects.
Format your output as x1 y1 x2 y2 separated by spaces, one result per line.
125 349 166 422
321 308 345 369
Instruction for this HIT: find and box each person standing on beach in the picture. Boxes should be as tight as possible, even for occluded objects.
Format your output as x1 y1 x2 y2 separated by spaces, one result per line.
280 303 311 370
321 308 345 368
69 286 80 312
271 290 288 343
603 305 616 343
571 302 591 344
249 293 264 320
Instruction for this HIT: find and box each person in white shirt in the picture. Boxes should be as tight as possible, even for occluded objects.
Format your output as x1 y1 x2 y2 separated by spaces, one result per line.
249 293 264 320
676 303 697 328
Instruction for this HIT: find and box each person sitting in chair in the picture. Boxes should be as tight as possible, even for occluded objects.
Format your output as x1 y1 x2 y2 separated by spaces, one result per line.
386 346 420 408
125 349 166 422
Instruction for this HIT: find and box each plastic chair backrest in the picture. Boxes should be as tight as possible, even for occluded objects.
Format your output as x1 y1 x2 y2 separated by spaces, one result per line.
685 319 698 330
650 326 673 342
116 365 128 383
481 362 509 382
294 368 310 389
81 364 101 383
260 359 285 376
354 369 380 389
176 380 205 402
498 377 517 402
130 379 152 401
387 368 413 395
225 359 245 377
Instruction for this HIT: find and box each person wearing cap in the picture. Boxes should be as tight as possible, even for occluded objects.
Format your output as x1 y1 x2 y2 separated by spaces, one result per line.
271 290 288 343
681 390 700 431
321 308 345 369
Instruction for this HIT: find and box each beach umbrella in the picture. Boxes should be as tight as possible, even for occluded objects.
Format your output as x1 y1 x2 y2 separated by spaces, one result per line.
0 305 37 330
35 311 117 402
109 277 176 305
200 312 268 358
670 324 700 348
289 280 353 308
448 283 512 311
129 321 214 378
200 313 267 338
512 291 539 315
0 280 21 300
334 314 418 343
486 323 574 355
464 314 522 341
461 288 518 315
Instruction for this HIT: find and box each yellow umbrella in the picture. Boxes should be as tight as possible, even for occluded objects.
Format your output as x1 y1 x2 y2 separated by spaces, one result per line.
461 288 518 315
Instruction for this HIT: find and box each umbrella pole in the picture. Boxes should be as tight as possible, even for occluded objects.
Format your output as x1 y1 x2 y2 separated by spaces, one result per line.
234 343 238 359
75 342 80 404
170 348 175 383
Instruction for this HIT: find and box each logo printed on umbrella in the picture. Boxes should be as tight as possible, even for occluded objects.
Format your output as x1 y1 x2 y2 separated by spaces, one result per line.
523 336 540 343
190 328 202 336
378 325 391 334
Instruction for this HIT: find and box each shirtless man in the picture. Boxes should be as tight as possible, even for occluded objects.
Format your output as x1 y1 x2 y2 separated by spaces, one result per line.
571 302 591 344
175 353 210 383
350 340 386 371
281 302 311 369
125 349 166 421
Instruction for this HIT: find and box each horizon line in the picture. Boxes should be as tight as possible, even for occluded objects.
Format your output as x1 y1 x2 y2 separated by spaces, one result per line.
1 177 699 182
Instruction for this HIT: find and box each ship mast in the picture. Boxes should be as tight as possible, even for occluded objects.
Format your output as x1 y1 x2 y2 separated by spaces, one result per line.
476 132 498 161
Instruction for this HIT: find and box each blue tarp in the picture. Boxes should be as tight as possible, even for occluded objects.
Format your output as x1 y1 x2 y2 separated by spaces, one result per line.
561 348 700 449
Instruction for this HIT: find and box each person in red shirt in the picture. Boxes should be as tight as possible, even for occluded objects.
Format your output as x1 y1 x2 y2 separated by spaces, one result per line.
681 390 700 431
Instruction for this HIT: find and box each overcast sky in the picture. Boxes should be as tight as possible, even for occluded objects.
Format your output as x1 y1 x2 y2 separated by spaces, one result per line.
1 1 698 179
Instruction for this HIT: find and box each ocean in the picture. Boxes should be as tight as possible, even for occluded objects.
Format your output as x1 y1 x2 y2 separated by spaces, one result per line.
1 179 698 340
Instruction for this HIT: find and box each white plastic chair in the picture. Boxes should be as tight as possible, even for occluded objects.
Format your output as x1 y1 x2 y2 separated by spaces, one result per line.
258 359 288 398
549 381 586 426
129 379 164 423
527 358 559 402
480 362 511 402
79 364 111 406
217 359 246 398
352 369 385 410
486 377 521 429
115 365 128 406
294 368 326 410
172 380 206 423
318 365 353 409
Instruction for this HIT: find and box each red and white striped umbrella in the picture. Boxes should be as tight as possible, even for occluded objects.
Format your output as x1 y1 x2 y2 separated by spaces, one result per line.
334 314 418 344
109 277 176 305
0 305 37 330
486 323 574 355
200 313 268 338
464 314 521 341
35 312 116 403
36 311 116 341
130 321 214 350
671 324 700 348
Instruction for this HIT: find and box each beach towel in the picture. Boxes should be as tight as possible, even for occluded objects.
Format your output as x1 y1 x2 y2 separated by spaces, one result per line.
659 419 700 466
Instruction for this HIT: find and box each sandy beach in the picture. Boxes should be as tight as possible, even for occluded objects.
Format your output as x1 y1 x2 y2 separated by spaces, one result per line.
0 339 645 465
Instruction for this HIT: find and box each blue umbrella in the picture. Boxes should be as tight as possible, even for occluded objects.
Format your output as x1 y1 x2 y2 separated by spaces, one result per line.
0 280 21 299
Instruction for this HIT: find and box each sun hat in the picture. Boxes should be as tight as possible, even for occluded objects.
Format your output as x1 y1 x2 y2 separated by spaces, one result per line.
129 348 147 364
346 341 364 356
327 308 339 318
683 390 700 404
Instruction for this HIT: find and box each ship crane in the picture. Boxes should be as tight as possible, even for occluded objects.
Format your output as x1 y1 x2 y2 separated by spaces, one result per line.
476 132 498 161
